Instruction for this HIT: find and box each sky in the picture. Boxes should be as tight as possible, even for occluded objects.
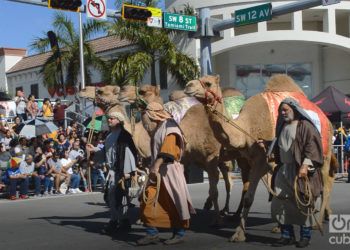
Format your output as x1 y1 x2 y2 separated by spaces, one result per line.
0 0 165 55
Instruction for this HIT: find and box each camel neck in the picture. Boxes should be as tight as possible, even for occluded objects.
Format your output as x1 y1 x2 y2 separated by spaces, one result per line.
207 102 247 149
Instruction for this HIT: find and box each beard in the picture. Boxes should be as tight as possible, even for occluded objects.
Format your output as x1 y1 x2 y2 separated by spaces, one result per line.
141 114 158 136
282 111 295 123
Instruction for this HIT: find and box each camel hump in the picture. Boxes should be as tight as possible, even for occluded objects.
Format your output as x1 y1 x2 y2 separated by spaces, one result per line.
264 74 305 94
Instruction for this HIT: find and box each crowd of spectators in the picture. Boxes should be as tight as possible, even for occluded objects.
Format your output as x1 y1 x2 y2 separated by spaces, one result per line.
0 90 108 200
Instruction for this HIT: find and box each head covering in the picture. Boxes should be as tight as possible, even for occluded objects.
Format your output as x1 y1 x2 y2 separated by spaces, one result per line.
107 111 125 122
10 157 22 168
276 97 319 136
145 102 171 122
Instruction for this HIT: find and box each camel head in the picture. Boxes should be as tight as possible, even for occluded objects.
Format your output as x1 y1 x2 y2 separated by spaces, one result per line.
119 84 163 108
168 90 189 101
79 86 97 100
184 75 222 105
79 85 120 111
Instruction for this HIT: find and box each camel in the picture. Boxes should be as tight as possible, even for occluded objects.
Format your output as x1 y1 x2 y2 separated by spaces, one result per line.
79 85 151 160
184 74 336 242
118 84 252 223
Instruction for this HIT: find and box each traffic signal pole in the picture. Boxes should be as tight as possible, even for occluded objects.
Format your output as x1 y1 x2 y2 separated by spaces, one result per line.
6 0 122 18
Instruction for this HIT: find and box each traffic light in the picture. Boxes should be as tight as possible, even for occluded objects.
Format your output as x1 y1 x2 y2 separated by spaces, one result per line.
122 4 152 22
48 0 82 12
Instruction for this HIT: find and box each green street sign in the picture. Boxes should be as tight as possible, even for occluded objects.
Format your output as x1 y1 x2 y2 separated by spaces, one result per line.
163 13 197 31
234 3 272 26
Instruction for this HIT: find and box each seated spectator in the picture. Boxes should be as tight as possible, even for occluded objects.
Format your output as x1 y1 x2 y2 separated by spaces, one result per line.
91 142 106 191
69 141 85 161
55 134 71 155
1 130 13 150
47 151 70 194
60 150 80 194
19 155 38 197
0 143 11 189
34 147 54 196
12 137 29 159
10 116 22 136
66 121 78 137
3 157 29 200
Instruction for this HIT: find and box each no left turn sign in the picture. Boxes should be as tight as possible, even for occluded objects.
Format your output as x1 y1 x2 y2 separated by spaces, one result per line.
87 0 107 20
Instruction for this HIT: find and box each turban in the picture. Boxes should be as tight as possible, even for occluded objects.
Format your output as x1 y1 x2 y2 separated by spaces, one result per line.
107 111 125 122
145 102 171 122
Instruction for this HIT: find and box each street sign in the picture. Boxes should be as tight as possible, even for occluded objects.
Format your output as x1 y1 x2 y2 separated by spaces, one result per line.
87 0 107 20
234 3 272 26
163 13 197 31
147 7 162 28
322 0 341 6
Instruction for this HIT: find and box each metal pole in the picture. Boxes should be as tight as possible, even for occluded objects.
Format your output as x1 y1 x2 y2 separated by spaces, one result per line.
341 121 345 173
6 0 122 18
79 11 86 123
199 8 212 76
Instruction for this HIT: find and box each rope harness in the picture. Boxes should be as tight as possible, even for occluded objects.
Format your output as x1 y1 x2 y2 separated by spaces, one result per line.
198 78 323 234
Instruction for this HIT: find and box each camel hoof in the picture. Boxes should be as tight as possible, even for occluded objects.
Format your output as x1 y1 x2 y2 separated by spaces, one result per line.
271 226 281 234
229 229 246 242
220 207 229 216
203 200 213 210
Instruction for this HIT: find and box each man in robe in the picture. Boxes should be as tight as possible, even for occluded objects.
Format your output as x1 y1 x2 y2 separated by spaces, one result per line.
262 98 323 248
137 102 195 246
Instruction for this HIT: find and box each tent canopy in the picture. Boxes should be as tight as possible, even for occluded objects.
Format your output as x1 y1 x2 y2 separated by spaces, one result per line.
312 86 350 123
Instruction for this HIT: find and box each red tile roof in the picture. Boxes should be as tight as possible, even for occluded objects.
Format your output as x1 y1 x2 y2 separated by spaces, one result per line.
7 36 132 74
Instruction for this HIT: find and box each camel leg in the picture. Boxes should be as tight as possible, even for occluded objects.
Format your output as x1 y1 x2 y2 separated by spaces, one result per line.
234 157 250 216
230 156 267 242
207 166 223 226
218 161 232 216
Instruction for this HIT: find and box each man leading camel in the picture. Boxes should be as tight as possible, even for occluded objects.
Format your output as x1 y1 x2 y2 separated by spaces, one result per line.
137 102 195 246
87 111 138 234
259 98 323 248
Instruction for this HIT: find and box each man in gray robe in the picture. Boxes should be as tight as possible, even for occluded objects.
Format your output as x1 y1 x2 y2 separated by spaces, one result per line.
267 98 323 248
87 111 138 234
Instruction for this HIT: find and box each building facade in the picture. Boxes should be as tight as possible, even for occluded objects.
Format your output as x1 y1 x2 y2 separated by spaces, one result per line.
2 1 350 101
168 0 350 98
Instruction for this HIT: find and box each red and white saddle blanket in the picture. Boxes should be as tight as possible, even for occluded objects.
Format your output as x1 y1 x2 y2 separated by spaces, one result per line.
261 91 330 155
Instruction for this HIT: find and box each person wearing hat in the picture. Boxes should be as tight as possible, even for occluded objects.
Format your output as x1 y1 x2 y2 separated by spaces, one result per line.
137 102 195 246
258 98 323 248
86 110 138 234
3 157 29 200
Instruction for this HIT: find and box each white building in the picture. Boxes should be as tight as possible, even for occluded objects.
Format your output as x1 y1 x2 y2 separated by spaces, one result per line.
2 0 350 100
168 0 350 98
0 36 135 99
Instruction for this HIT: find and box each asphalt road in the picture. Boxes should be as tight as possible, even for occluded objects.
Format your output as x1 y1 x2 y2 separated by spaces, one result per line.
0 178 349 250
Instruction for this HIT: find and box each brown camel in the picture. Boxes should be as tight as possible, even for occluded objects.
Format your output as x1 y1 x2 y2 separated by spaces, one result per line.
118 84 251 223
184 74 336 242
79 85 151 160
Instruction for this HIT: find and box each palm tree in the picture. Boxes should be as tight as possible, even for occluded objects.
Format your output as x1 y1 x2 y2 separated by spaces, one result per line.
30 12 107 92
107 3 200 87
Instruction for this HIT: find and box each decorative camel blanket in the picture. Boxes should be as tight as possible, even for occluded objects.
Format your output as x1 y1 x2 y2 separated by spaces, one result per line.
164 97 200 124
261 91 330 155
223 95 245 120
